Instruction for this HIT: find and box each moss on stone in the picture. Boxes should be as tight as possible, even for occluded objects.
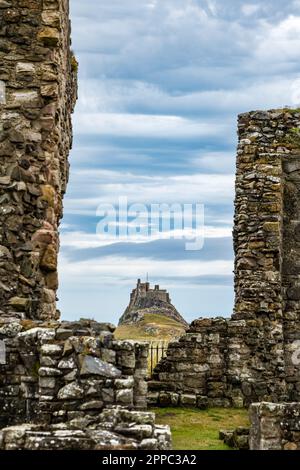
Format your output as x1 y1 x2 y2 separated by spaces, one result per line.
32 361 40 378
71 53 78 73
283 127 300 148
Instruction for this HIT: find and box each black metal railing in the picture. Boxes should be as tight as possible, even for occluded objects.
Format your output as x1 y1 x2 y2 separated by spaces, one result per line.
148 341 168 377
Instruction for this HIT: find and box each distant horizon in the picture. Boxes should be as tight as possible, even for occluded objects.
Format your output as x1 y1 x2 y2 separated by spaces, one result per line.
60 272 234 325
59 0 300 325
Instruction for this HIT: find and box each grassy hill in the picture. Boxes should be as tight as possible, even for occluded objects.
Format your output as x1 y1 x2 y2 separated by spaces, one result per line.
114 313 187 341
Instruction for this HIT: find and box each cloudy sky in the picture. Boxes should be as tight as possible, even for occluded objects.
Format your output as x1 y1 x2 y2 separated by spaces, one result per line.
58 0 300 324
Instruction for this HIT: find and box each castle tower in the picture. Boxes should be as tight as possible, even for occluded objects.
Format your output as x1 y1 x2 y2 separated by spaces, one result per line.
119 279 188 327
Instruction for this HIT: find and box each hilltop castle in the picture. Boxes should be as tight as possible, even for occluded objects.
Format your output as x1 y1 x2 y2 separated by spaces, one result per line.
118 279 188 327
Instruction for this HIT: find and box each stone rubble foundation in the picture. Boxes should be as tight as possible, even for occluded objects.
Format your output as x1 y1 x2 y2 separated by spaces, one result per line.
0 408 171 450
0 318 171 449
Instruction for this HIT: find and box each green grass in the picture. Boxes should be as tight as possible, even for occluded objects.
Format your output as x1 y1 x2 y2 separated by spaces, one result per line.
151 407 249 450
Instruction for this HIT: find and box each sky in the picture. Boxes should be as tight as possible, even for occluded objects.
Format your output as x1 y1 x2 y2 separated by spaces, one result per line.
58 0 300 324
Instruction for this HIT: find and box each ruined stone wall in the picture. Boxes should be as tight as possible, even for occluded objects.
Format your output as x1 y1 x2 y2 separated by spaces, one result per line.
233 110 298 402
282 140 300 401
0 1 173 451
149 109 300 407
0 319 172 450
249 402 300 450
0 319 148 428
148 318 231 408
0 407 171 450
0 0 77 321
148 317 268 408
234 110 300 401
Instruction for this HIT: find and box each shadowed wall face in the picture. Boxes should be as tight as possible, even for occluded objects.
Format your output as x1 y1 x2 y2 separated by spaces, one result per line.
0 0 77 320
234 109 300 401
282 128 300 401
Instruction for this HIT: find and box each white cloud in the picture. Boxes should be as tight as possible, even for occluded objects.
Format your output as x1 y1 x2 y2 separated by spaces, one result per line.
76 76 299 119
191 151 235 173
61 0 300 320
206 0 218 16
74 112 231 140
241 4 261 16
59 254 233 285
63 170 235 215
60 224 232 250
254 15 300 67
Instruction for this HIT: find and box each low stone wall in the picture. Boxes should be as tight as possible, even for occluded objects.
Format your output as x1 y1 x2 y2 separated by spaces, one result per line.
0 407 171 450
148 318 231 408
0 318 171 449
249 402 300 450
0 318 148 427
148 317 286 408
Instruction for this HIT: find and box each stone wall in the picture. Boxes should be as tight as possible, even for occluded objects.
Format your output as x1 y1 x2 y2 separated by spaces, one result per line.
282 137 300 401
249 402 300 450
0 318 171 449
0 319 148 428
149 109 300 407
234 110 300 402
0 0 77 321
148 318 229 408
0 407 171 450
0 0 172 451
148 317 279 408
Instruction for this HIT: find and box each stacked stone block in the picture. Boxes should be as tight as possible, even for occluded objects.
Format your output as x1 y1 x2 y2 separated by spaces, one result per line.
148 318 230 408
0 408 171 450
149 109 300 407
148 317 283 408
0 318 171 449
249 402 300 450
282 136 300 401
0 319 149 427
0 0 77 321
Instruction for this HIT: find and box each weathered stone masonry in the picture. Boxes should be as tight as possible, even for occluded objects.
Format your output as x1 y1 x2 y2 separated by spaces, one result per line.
149 109 300 407
0 0 77 321
234 110 300 402
0 320 171 450
0 1 171 450
249 402 300 450
0 320 148 429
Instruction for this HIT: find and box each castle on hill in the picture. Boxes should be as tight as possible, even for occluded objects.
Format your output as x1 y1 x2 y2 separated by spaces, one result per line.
118 279 188 327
